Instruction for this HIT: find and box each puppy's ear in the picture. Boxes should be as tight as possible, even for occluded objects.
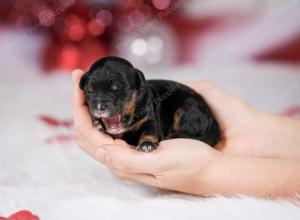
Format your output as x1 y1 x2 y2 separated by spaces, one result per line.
79 72 89 91
134 68 146 91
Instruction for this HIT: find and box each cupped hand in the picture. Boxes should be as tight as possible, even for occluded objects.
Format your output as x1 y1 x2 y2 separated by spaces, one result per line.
186 81 300 159
94 138 220 196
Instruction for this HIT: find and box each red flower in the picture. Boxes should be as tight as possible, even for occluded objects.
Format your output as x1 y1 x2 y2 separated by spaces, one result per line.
0 210 39 220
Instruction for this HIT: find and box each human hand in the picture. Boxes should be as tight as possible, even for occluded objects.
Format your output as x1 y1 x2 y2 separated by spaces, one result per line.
94 138 300 197
94 138 220 196
186 81 300 159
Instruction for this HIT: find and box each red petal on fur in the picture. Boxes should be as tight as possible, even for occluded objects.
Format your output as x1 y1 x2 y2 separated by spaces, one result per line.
8 210 39 220
62 120 73 127
38 115 73 128
39 115 60 127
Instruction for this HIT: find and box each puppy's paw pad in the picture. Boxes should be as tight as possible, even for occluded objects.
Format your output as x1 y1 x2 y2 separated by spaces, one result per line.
136 141 158 152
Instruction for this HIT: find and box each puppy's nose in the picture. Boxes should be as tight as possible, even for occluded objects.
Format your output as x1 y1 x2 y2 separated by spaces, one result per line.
97 103 108 111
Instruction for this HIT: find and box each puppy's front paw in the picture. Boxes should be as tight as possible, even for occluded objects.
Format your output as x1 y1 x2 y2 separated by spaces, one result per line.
93 120 104 131
136 141 158 152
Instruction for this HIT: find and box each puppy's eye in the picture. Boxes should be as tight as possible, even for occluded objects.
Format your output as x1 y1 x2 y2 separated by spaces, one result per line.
111 84 119 91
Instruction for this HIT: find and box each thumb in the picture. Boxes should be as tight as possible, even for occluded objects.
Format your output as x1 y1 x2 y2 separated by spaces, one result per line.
72 69 86 106
72 69 85 86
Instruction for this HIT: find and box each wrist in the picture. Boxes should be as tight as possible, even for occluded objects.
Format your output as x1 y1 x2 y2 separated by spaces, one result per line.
277 115 300 142
252 110 300 159
196 152 300 197
194 150 224 196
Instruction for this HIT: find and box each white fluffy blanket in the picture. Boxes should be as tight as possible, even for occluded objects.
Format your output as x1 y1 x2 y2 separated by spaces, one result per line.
0 33 300 219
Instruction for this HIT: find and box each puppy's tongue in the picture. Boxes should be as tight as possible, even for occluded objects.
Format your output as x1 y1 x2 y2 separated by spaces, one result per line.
101 114 122 133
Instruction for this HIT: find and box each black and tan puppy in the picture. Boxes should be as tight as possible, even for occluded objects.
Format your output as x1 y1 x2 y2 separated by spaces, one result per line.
80 56 220 152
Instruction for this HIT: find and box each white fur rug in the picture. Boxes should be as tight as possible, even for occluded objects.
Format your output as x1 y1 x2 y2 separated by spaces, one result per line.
1 33 300 219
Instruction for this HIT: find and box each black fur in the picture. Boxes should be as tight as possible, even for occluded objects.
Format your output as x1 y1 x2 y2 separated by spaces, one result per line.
80 56 220 152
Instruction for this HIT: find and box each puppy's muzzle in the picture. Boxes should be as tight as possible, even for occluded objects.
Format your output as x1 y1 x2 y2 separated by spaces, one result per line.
96 102 108 111
91 100 111 118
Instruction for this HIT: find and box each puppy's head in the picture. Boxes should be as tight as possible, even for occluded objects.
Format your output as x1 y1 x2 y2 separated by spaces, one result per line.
80 56 145 135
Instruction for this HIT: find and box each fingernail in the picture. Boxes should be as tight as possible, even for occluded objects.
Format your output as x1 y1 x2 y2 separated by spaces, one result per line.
95 148 110 164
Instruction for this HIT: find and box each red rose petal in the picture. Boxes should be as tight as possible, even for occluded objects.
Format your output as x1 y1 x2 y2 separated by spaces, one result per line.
9 210 39 220
39 115 60 127
38 115 73 128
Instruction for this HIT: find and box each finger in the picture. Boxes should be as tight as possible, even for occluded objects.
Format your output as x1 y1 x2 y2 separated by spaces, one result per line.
109 168 159 187
72 69 93 130
94 144 163 174
72 69 86 106
76 137 96 156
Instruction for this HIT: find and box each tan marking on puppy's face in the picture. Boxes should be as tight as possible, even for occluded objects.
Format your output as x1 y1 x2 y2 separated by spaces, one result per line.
123 91 137 116
173 108 184 132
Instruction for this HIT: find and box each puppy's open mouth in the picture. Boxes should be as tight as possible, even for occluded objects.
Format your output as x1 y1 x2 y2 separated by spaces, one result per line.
101 114 124 135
